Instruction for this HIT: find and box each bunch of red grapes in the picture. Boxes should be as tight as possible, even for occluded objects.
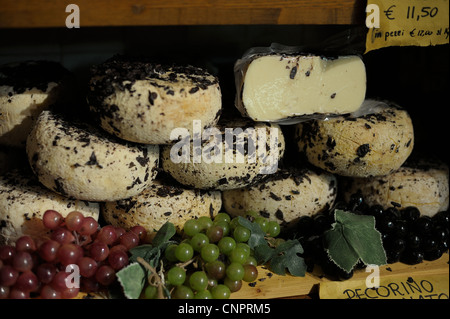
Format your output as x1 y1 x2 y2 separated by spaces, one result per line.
0 210 146 299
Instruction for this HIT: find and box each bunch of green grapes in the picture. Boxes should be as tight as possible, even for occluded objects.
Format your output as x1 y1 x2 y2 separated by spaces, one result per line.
143 212 281 299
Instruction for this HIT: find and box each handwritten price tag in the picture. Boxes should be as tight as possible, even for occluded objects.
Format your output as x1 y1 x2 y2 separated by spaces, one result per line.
365 0 449 53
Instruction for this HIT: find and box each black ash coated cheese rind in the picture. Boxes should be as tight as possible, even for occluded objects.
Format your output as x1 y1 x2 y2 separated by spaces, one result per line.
0 60 74 148
0 169 99 245
26 110 159 202
0 60 72 94
222 167 337 228
161 118 285 191
342 158 449 217
87 55 222 145
296 101 414 177
101 179 222 237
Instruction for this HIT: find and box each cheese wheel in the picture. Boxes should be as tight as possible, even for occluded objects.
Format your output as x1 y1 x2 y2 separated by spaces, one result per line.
0 170 100 245
26 111 159 202
342 159 449 217
296 102 414 177
161 118 285 190
0 61 72 147
222 168 337 228
235 54 366 122
88 56 222 145
102 179 222 237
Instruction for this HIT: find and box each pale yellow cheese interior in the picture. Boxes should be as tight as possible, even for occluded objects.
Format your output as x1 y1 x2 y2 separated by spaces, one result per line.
242 55 366 121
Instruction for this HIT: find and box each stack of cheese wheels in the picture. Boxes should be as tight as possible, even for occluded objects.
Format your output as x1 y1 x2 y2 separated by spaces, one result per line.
222 168 337 228
26 110 159 202
0 60 72 147
87 56 222 145
0 169 99 245
102 179 222 239
161 117 285 190
296 101 414 177
235 53 366 122
342 158 449 217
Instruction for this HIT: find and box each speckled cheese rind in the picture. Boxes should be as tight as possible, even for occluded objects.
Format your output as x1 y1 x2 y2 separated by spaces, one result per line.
342 159 449 217
0 170 100 245
222 168 337 228
236 54 366 122
88 57 222 145
0 61 72 148
26 110 159 202
101 180 222 238
161 118 285 190
296 103 414 177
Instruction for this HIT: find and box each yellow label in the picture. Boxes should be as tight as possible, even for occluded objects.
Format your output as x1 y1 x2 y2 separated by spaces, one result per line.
320 274 449 299
365 0 449 53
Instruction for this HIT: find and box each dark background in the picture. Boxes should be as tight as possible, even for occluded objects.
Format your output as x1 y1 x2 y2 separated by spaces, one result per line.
1 25 448 166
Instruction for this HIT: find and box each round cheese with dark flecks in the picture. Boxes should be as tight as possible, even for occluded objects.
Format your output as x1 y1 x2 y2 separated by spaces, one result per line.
160 118 285 190
0 60 73 147
101 179 222 238
222 168 337 228
26 110 159 202
0 169 99 245
87 56 222 145
296 102 414 177
342 159 449 217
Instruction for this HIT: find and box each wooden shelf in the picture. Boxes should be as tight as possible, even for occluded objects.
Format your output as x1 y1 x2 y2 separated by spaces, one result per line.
231 254 449 299
0 0 365 29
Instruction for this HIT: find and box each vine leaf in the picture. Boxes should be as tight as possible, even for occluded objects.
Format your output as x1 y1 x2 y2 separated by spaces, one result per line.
324 210 387 273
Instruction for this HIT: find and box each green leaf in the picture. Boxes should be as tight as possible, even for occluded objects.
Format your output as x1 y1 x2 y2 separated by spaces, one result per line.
116 262 146 299
323 223 360 273
128 244 155 263
236 216 266 249
324 210 387 273
152 222 176 247
118 222 176 299
269 239 306 277
253 242 274 265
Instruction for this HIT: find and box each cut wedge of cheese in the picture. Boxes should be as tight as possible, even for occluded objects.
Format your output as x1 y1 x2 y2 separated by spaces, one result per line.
236 54 366 122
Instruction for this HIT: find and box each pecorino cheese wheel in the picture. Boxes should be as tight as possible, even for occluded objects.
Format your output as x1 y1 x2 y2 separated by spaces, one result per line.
26 111 159 202
222 168 337 228
0 60 72 147
0 170 100 245
88 56 222 145
101 179 222 238
161 118 285 190
342 159 449 217
235 53 366 122
296 101 414 177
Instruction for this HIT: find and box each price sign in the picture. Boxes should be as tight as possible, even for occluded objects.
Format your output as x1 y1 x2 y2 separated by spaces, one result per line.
320 274 449 299
365 0 449 53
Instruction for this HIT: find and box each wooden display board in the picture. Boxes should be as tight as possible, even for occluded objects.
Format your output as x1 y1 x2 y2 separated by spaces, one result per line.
232 254 449 299
0 0 364 28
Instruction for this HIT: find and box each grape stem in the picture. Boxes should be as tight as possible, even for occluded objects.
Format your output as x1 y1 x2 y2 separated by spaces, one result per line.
176 257 196 269
136 256 165 299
